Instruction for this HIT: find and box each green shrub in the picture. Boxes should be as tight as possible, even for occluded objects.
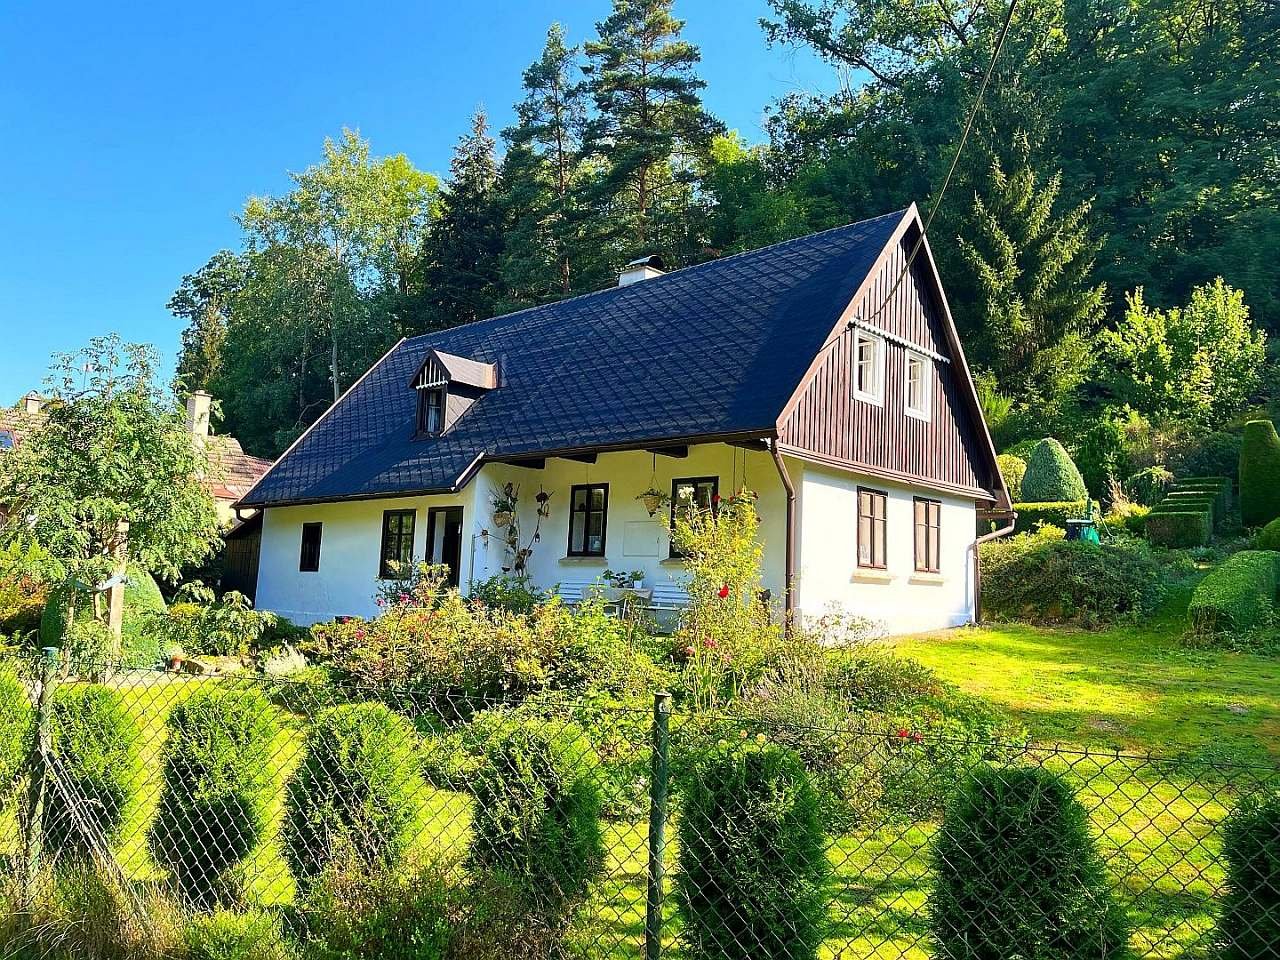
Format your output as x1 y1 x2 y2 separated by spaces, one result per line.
1257 518 1280 551
186 909 291 960
469 719 604 926
996 454 1027 502
677 738 828 960
284 702 423 889
1145 510 1213 548
1240 420 1280 527
468 575 547 614
40 564 166 666
45 685 141 860
1169 430 1241 480
1011 501 1090 534
1187 550 1279 636
981 534 1164 626
930 766 1130 960
0 670 32 803
1021 439 1088 503
1123 466 1173 506
1219 791 1280 960
147 584 277 658
150 685 278 905
299 861 454 960
1073 412 1130 499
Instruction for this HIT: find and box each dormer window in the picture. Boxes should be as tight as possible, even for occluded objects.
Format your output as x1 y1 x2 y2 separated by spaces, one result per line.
418 387 445 436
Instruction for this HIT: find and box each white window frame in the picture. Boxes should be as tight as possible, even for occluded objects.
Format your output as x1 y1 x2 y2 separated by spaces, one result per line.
852 330 886 405
904 351 932 421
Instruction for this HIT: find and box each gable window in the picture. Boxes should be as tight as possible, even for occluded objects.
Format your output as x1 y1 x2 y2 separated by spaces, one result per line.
417 387 445 435
857 487 888 569
299 522 323 573
905 352 931 420
914 498 941 573
379 509 416 579
568 483 608 557
669 476 718 558
853 330 885 404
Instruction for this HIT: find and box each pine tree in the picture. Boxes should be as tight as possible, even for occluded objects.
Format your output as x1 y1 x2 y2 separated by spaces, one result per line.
956 134 1106 410
168 250 247 395
499 24 590 304
582 0 722 259
417 109 506 328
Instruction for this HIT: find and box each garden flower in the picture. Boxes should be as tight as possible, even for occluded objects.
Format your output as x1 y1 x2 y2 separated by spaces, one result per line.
896 728 910 739
755 733 766 745
684 645 696 657
718 584 730 598
911 732 924 743
398 593 410 604
703 637 717 649
375 597 386 607
355 628 366 641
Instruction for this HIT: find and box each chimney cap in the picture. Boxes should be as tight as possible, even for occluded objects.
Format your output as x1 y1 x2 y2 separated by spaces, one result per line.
625 254 665 270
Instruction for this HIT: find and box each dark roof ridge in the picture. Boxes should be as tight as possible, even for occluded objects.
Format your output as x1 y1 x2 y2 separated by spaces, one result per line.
400 207 910 348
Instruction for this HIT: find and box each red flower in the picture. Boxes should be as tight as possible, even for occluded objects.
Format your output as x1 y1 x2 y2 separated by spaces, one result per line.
912 732 924 743
896 728 910 739
684 645 696 657
703 637 717 649
355 628 366 641
398 593 410 604
712 493 721 504
375 598 386 608
718 585 730 599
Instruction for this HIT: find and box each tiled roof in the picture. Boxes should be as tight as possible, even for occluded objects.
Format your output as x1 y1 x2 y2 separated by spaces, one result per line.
206 436 274 503
240 209 908 507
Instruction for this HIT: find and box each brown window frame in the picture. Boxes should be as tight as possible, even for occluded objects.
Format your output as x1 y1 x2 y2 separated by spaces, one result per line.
378 509 417 579
668 476 719 558
857 487 888 570
299 522 322 573
567 483 609 557
914 497 942 573
416 386 446 436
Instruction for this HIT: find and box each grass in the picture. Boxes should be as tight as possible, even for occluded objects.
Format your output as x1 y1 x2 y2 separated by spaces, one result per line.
890 586 1280 765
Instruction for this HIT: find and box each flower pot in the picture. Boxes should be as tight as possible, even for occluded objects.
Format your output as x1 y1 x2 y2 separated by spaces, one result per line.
641 493 663 516
493 510 513 529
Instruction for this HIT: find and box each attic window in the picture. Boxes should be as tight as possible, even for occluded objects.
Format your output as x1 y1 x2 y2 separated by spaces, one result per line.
417 386 445 435
853 330 885 405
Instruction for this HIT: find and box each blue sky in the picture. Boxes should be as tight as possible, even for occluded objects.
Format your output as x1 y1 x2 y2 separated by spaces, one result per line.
0 0 832 405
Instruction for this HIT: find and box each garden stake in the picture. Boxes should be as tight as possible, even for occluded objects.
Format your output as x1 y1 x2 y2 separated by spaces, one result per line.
646 691 673 960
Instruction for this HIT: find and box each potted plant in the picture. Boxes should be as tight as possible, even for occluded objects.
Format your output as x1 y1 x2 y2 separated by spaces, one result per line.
491 482 519 528
604 569 645 589
637 486 669 517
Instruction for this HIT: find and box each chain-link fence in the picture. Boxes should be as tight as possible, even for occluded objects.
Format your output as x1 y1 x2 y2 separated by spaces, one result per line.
0 649 1276 959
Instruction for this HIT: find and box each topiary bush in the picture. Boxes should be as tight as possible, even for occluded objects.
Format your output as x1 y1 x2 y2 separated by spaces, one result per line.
1240 419 1280 527
1011 501 1090 534
1219 791 1280 960
1257 518 1280 552
930 765 1130 960
469 719 604 929
1145 511 1213 548
980 535 1164 626
40 563 166 666
0 670 32 805
149 684 278 906
283 702 423 889
1123 466 1173 506
996 454 1027 503
45 685 141 861
1187 550 1279 637
677 738 828 960
1021 439 1088 503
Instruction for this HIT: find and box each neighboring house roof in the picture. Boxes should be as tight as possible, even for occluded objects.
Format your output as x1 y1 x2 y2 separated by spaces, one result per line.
206 436 274 504
241 207 1002 509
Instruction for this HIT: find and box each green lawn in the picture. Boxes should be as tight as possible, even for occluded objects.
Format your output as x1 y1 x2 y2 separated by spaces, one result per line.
892 593 1280 765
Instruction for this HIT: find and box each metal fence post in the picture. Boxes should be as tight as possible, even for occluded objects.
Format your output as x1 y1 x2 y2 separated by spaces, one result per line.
645 690 673 960
22 646 59 907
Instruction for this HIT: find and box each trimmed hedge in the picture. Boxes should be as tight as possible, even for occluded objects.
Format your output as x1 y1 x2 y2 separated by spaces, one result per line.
1178 476 1232 514
996 454 1027 502
1219 791 1280 960
0 670 32 804
1145 511 1212 548
1021 439 1088 502
150 685 278 905
1187 550 1280 636
40 564 166 666
930 766 1130 960
45 685 141 860
1011 501 1090 534
1257 518 1280 552
284 702 424 889
1241 420 1280 527
678 739 829 960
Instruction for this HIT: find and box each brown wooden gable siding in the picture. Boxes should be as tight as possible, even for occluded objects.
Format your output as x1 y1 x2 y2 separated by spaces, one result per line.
778 236 993 498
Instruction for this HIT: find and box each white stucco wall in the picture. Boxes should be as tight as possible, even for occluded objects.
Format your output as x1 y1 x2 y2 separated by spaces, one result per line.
793 462 976 634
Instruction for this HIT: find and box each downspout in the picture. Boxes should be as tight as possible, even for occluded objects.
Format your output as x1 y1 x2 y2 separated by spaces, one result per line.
768 439 797 633
972 511 1017 624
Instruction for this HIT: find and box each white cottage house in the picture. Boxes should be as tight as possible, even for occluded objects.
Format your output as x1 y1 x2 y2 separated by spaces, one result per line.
237 205 1012 633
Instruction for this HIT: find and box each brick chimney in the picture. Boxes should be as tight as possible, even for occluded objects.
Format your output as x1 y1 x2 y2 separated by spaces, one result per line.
618 254 665 286
186 390 212 444
21 392 41 416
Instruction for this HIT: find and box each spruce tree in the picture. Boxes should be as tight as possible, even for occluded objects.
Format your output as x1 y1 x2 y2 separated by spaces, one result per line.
582 0 722 259
418 109 505 328
955 134 1106 411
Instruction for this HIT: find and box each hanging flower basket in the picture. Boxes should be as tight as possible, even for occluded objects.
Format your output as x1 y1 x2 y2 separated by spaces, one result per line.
493 509 513 529
637 488 669 517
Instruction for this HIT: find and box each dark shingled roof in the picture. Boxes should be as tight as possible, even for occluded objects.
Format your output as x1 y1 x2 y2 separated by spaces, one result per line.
240 209 907 507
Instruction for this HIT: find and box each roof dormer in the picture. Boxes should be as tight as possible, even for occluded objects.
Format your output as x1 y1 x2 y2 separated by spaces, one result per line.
411 349 497 437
